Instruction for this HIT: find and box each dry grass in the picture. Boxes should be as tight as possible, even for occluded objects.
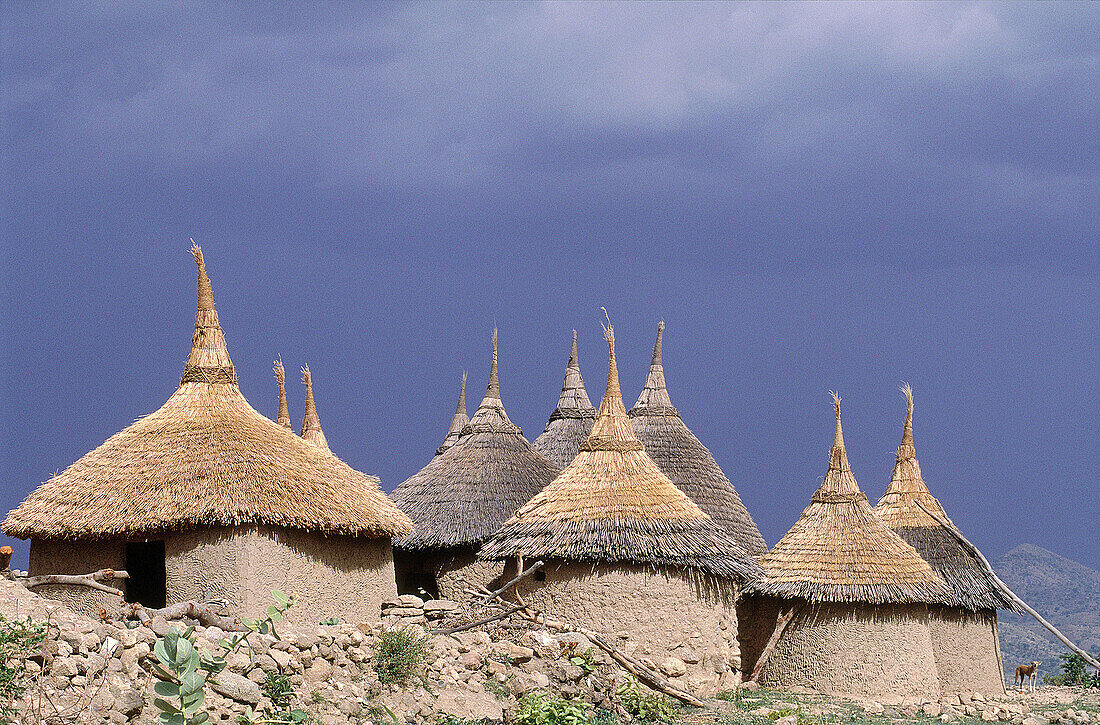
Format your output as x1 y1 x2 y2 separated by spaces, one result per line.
532 330 596 471
435 372 469 456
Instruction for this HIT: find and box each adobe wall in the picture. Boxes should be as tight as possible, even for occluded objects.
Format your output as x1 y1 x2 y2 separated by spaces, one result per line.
433 550 504 602
759 602 940 702
508 560 741 696
28 539 126 617
165 525 396 626
928 606 1006 696
737 594 783 677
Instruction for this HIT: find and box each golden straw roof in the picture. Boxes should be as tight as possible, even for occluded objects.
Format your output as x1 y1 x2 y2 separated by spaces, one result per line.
532 330 596 470
299 365 330 451
273 359 292 430
2 245 412 541
436 373 469 456
628 322 767 554
755 393 948 604
391 330 560 551
874 385 1018 612
479 325 763 582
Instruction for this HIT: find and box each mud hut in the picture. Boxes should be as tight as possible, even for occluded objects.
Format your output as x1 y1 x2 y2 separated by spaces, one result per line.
1 246 412 625
391 331 559 599
273 359 292 429
479 325 763 696
747 394 950 700
436 373 469 456
299 365 329 451
874 385 1017 696
532 331 596 469
628 322 767 555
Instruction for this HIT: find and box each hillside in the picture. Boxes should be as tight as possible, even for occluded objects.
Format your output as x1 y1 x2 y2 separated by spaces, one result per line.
994 544 1100 678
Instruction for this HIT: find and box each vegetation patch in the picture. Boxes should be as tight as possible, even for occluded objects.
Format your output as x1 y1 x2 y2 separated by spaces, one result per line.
373 628 430 686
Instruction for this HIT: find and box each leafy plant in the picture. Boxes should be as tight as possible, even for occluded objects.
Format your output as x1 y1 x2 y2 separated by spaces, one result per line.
372 627 429 686
516 691 593 725
365 700 399 725
319 618 340 626
616 675 678 724
1047 652 1100 688
567 646 599 675
253 672 310 723
590 707 619 725
0 614 48 720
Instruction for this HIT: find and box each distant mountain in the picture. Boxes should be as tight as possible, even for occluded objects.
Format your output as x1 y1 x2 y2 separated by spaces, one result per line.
993 544 1100 679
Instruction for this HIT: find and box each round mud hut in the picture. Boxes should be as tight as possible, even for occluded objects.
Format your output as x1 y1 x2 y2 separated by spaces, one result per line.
390 331 559 600
532 331 597 469
1 246 412 625
746 394 950 701
628 322 767 556
479 325 764 697
436 373 469 456
874 385 1018 696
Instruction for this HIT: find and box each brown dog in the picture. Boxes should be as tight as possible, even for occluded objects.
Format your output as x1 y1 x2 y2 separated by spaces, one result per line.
1014 661 1041 691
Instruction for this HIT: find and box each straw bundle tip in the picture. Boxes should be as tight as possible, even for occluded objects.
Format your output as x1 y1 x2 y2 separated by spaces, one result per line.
301 364 312 387
273 358 285 384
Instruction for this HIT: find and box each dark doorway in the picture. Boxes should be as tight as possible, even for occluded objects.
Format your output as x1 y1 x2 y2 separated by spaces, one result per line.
125 541 166 608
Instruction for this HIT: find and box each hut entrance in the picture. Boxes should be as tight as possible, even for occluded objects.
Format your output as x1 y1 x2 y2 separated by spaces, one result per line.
125 541 166 608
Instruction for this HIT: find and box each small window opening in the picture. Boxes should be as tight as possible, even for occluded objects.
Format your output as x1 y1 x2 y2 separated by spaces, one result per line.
125 541 166 608
534 570 546 582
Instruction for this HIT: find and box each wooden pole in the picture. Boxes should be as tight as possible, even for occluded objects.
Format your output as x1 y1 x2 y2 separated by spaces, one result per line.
748 606 799 682
20 569 129 597
475 559 544 605
0 545 12 571
915 500 1099 671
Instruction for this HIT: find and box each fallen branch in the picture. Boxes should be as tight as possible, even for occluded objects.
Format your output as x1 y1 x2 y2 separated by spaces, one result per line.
432 605 526 635
915 500 1100 671
748 606 798 682
123 601 249 632
475 559 544 605
19 569 130 597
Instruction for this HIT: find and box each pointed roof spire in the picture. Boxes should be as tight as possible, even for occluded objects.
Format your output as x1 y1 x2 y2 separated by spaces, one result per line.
533 331 597 469
465 328 520 434
300 365 330 451
632 321 674 412
581 323 642 452
900 382 915 448
274 358 291 429
824 390 854 483
436 372 469 455
180 242 236 386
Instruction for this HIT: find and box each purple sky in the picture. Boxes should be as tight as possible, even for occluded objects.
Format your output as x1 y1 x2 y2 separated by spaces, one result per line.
2 2 1097 570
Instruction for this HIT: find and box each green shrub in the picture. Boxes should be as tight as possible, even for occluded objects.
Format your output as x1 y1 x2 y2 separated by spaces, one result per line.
372 628 430 686
516 691 593 725
616 675 678 724
0 614 47 719
1046 653 1099 688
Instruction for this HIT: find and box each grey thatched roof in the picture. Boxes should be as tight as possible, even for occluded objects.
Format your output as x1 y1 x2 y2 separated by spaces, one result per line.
628 322 768 555
532 331 596 470
436 373 469 456
391 330 560 551
479 326 764 583
874 386 1019 612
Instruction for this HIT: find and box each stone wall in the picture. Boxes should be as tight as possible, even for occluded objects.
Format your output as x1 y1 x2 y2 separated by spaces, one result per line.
432 549 504 601
929 606 1006 696
28 538 126 617
759 602 941 702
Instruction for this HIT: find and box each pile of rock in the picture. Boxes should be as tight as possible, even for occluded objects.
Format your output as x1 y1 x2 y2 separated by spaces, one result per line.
380 594 461 628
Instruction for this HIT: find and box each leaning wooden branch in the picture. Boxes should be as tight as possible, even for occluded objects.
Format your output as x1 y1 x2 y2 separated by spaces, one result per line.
915 500 1100 671
19 569 130 597
433 605 527 635
122 601 249 632
748 606 799 683
475 559 545 605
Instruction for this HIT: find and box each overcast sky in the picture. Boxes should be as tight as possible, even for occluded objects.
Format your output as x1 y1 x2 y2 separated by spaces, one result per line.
2 2 1097 569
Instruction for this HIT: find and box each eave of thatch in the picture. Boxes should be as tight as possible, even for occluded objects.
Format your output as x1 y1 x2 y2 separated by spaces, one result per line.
755 393 949 604
1 245 412 541
436 373 469 456
299 365 330 451
628 322 768 555
391 330 560 551
273 359 292 430
532 330 596 470
479 325 763 583
874 386 1019 612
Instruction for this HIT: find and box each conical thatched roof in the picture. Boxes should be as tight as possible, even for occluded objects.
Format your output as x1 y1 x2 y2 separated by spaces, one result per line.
755 394 948 604
299 365 330 451
479 326 763 582
391 330 560 551
435 373 469 456
532 331 596 469
2 245 412 541
274 359 292 429
874 386 1018 612
628 322 767 555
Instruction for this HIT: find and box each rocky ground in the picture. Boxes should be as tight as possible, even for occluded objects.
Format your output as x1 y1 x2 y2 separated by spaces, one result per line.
2 578 1097 725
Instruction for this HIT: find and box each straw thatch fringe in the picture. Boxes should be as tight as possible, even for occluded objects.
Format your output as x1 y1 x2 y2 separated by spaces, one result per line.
755 393 949 604
392 330 559 551
436 372 469 456
874 386 1018 612
479 323 762 583
300 365 330 451
2 245 411 540
273 358 291 429
533 330 596 470
628 321 767 555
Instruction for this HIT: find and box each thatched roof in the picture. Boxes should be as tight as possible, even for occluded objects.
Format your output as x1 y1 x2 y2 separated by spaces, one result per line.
479 326 764 582
391 330 560 551
435 373 469 456
532 331 596 470
755 394 948 604
299 365 330 451
2 245 412 541
628 322 767 555
874 386 1018 612
273 359 292 429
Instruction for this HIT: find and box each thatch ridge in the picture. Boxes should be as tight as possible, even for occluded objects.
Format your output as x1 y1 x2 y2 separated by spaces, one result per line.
436 372 469 456
2 245 412 541
532 330 597 470
299 365 330 451
479 324 763 583
391 330 559 551
273 358 292 429
628 321 767 554
874 385 1018 612
755 393 949 604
